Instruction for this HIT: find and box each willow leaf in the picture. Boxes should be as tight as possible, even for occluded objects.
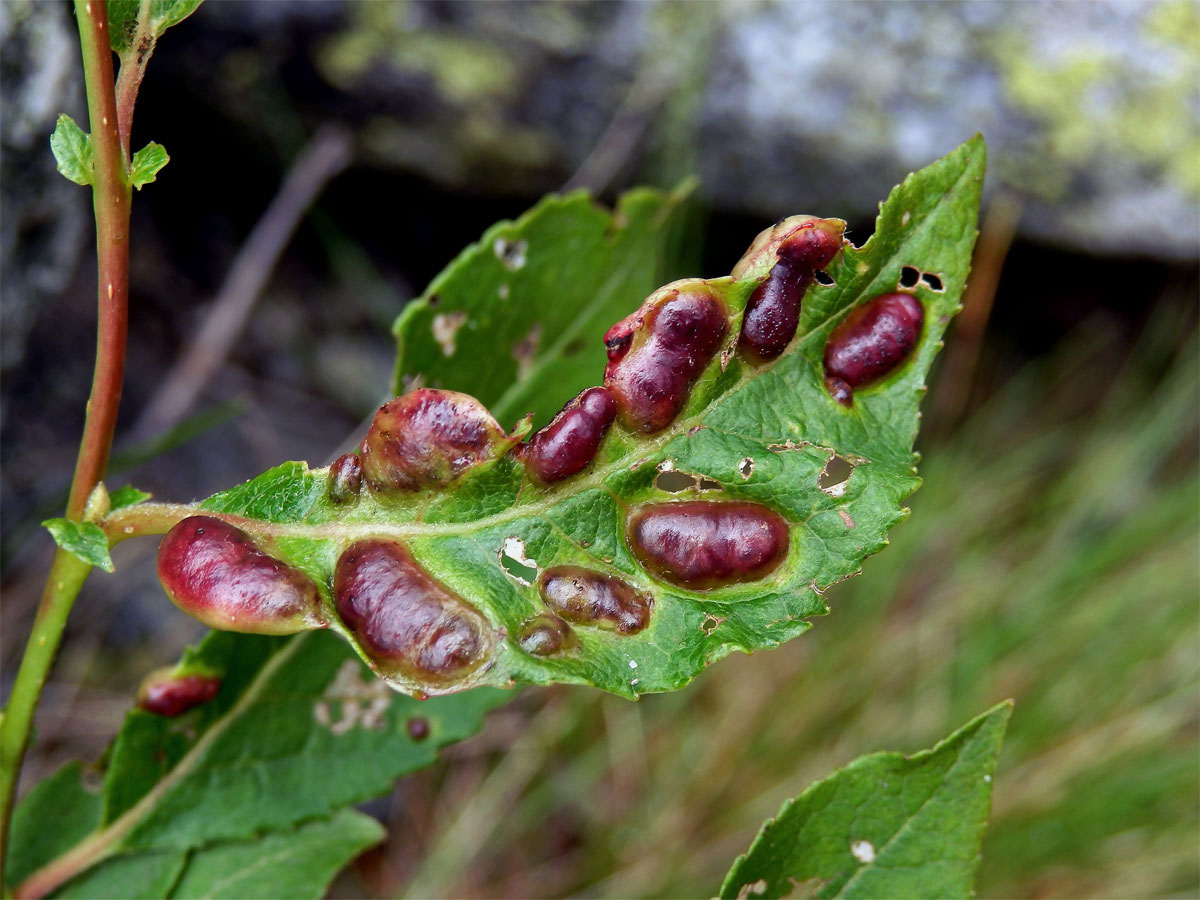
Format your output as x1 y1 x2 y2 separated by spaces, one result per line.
120 136 984 700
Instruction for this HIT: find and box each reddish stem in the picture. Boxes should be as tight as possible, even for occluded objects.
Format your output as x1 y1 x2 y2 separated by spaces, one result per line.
0 0 131 880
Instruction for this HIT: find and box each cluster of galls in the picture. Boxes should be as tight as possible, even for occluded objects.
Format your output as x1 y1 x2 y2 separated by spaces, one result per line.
156 214 927 693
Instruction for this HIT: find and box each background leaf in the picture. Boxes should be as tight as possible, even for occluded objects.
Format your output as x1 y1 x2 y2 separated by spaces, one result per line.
50 114 93 186
165 809 383 899
164 137 984 700
42 519 114 572
6 631 509 898
393 183 695 426
130 142 170 190
719 702 1011 900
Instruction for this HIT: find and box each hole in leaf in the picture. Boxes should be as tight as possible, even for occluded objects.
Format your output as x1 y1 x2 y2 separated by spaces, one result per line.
921 271 944 292
738 457 755 479
427 294 441 308
818 454 855 497
493 236 527 271
814 269 835 286
701 615 724 635
655 470 698 493
499 537 538 585
432 311 467 357
899 266 920 288
698 478 723 491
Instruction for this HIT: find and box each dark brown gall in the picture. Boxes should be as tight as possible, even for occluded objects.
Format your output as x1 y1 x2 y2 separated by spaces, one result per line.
603 286 728 433
539 566 653 634
328 452 363 503
360 388 514 493
517 613 576 655
521 387 616 483
157 516 325 635
334 539 494 684
628 501 790 589
824 292 924 403
740 218 844 361
137 670 221 717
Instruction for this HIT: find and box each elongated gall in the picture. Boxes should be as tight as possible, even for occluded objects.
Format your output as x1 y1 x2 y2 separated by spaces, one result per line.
539 566 652 634
335 539 494 684
521 386 616 483
157 516 325 635
824 292 924 405
628 501 789 588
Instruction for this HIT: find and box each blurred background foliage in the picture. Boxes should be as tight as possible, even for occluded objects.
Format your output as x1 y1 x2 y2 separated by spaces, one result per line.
1 1 1196 898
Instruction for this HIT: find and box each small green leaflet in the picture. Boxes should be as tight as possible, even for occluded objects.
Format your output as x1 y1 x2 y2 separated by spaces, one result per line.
5 630 510 898
719 702 1012 900
50 114 93 186
107 0 205 54
130 142 170 190
42 518 114 572
155 136 984 700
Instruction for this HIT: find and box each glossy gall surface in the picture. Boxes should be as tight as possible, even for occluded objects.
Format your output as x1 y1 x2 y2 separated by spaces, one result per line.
539 566 653 634
740 218 845 361
517 613 576 655
328 452 363 503
628 501 790 589
360 388 514 493
137 671 222 717
521 386 617 483
334 539 494 685
824 292 924 402
603 286 728 433
157 516 325 635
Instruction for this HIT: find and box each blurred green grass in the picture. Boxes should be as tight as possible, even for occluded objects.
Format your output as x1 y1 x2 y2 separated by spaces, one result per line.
375 299 1198 900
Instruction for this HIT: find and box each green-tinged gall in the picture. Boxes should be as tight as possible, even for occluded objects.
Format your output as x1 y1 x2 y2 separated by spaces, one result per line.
538 566 653 634
517 613 576 655
328 452 363 503
360 388 516 493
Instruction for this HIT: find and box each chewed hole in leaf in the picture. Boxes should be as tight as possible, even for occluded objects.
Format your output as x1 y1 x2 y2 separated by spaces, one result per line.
701 615 724 635
432 311 467 357
655 469 698 493
899 265 920 288
499 537 538 585
818 454 855 497
493 236 527 270
738 457 755 479
814 269 835 286
698 478 723 491
921 271 945 291
427 293 441 308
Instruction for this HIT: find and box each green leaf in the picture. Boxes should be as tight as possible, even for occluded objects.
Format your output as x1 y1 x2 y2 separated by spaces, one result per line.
393 183 695 426
164 136 984 700
6 764 104 887
719 702 1012 900
5 630 509 897
165 810 383 899
50 114 93 186
109 484 153 511
130 142 170 190
108 0 205 54
42 518 114 572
